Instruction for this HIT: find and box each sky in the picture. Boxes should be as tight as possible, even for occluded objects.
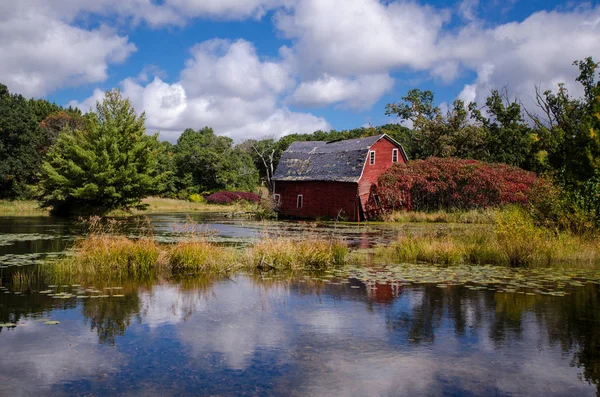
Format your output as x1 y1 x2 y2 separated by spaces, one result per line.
1 0 599 142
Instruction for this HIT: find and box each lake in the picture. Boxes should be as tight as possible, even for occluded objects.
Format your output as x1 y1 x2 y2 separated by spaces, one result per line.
1 214 599 396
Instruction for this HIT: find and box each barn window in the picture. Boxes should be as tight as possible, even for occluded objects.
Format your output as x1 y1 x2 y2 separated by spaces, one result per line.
273 194 281 205
297 195 303 208
392 148 399 163
369 151 375 165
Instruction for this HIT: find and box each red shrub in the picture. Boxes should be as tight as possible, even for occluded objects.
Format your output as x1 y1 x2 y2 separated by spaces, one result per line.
206 191 260 205
378 157 553 211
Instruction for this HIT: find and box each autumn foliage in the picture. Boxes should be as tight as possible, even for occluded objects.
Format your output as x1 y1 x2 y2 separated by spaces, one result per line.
205 191 260 205
378 157 551 211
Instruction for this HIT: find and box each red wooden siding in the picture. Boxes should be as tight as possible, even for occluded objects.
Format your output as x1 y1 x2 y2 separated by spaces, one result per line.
358 137 407 218
274 181 360 221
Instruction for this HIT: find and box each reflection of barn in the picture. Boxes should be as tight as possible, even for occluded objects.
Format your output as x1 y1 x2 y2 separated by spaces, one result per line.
272 134 408 221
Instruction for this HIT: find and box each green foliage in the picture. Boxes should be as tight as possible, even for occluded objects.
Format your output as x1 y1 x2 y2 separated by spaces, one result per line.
0 84 43 199
470 90 533 166
40 89 165 215
529 58 600 182
385 88 531 166
175 127 259 193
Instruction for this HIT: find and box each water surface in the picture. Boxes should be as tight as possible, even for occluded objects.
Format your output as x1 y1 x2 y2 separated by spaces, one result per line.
0 214 599 396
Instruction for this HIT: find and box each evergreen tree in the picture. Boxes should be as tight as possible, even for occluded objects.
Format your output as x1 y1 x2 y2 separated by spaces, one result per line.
40 89 164 215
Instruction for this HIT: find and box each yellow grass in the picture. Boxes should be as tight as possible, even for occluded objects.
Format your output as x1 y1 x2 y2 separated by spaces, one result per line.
382 209 498 224
377 207 600 268
0 197 250 217
0 200 48 216
244 237 348 270
107 197 248 216
50 234 349 280
169 240 239 273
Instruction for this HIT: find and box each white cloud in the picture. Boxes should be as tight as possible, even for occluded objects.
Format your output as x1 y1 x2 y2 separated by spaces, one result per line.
181 39 293 99
447 7 600 108
43 1 600 143
0 4 135 97
289 74 394 109
275 0 449 77
72 39 330 142
164 0 293 22
458 0 479 21
0 0 287 28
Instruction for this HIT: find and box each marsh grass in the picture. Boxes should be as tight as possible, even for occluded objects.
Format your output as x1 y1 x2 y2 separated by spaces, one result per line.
169 240 239 273
382 209 498 224
378 207 600 268
11 271 32 290
57 235 163 279
49 216 350 279
244 237 348 270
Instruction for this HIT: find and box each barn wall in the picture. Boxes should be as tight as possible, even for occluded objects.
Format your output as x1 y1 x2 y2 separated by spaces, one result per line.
358 138 407 217
274 181 360 221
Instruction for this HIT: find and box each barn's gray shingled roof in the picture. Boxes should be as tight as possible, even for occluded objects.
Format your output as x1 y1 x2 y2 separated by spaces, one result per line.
273 134 403 182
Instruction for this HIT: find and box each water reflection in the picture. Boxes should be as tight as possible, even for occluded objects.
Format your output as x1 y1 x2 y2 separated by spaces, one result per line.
0 271 598 396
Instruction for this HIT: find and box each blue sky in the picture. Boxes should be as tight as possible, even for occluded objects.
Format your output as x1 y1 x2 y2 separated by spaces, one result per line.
1 0 598 142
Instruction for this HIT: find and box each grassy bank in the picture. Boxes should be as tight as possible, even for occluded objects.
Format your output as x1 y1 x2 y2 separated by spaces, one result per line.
382 208 498 224
51 234 349 281
0 200 48 216
377 207 600 268
0 197 252 217
108 197 254 216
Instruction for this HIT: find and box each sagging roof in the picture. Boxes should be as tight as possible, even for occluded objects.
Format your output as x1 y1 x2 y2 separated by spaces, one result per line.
272 134 408 182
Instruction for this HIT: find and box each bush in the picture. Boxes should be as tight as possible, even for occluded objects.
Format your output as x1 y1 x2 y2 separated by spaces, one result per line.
378 157 554 212
205 191 260 205
188 193 205 203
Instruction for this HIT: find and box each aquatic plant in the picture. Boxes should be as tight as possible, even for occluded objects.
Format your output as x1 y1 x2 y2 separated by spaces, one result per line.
382 208 497 224
57 235 162 279
244 238 348 270
169 240 238 273
378 208 600 268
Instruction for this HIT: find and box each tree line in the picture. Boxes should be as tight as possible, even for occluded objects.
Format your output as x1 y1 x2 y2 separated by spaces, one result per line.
0 57 598 218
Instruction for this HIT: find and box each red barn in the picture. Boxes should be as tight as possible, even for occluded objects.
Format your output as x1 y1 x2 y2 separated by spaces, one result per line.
272 134 408 221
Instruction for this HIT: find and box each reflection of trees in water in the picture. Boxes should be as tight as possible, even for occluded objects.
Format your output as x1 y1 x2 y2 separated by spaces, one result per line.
82 293 142 345
542 285 600 394
385 285 496 344
382 283 600 394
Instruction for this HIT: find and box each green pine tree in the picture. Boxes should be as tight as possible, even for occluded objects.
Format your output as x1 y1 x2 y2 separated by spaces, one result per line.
41 89 164 215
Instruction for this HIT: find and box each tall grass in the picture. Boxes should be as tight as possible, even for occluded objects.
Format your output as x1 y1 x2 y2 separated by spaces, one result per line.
244 238 348 270
382 208 498 224
49 216 350 280
378 206 600 268
57 236 162 279
169 241 239 273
